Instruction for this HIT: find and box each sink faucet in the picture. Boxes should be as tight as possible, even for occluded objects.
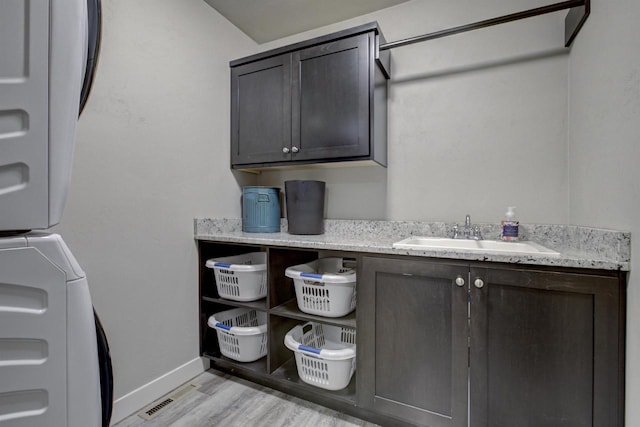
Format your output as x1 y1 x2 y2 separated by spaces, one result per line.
452 214 483 240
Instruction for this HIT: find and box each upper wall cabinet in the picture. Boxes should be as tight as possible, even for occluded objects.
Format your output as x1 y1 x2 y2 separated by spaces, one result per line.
230 23 390 171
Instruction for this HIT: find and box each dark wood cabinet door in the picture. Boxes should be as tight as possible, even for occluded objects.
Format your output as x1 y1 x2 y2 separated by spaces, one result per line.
291 33 371 161
358 256 469 427
231 54 291 166
469 266 623 427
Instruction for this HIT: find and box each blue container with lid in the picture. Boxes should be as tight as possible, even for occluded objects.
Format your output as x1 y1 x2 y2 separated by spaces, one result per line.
242 187 281 233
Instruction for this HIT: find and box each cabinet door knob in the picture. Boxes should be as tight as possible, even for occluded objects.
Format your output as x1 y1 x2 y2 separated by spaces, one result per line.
455 276 465 287
474 278 485 289
291 146 299 153
282 147 290 154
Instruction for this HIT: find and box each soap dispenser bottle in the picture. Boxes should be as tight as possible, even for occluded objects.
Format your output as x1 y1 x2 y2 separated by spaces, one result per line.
500 206 519 241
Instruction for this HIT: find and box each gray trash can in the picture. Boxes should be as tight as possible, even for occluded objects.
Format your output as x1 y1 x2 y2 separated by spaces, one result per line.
285 180 325 235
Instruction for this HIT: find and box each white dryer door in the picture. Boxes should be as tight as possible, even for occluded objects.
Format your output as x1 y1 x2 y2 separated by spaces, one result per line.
0 245 68 426
0 0 87 231
0 2 50 230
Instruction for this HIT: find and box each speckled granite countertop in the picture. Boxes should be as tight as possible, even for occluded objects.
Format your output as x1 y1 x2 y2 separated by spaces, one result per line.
194 218 631 271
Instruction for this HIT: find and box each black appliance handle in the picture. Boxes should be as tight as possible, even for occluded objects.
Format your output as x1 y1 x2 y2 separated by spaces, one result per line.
80 0 102 116
94 308 113 427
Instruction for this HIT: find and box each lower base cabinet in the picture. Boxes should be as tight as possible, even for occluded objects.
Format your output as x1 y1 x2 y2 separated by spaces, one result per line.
358 256 625 427
197 243 379 421
197 241 625 427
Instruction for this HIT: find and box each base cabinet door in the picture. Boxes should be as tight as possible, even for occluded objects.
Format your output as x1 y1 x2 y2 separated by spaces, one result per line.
358 256 469 427
469 266 623 427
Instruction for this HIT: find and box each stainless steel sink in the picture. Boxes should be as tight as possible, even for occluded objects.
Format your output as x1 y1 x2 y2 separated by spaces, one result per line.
392 237 560 256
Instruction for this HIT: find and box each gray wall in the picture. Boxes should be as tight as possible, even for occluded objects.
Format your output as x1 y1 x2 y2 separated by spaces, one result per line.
257 0 569 224
54 0 256 407
54 0 638 423
567 0 640 422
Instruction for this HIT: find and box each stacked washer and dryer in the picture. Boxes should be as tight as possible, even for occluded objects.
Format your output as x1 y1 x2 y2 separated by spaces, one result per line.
0 1 112 426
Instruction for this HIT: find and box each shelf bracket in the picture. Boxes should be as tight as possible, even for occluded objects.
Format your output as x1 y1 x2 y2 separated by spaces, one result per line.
564 0 590 47
379 0 590 51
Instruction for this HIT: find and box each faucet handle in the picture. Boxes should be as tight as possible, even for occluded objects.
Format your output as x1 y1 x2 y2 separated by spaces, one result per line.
473 225 483 240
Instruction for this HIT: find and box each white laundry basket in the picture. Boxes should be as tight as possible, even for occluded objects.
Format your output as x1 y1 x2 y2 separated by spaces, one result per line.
284 322 356 391
285 258 356 317
205 252 267 301
208 308 267 362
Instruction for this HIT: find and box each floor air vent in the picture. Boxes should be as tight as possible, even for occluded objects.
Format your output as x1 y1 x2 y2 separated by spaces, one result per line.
138 382 201 420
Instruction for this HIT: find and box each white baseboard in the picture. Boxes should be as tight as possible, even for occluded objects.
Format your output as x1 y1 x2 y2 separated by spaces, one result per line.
110 357 209 425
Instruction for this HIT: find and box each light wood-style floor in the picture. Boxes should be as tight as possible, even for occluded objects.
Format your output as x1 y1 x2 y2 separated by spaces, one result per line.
113 370 380 427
